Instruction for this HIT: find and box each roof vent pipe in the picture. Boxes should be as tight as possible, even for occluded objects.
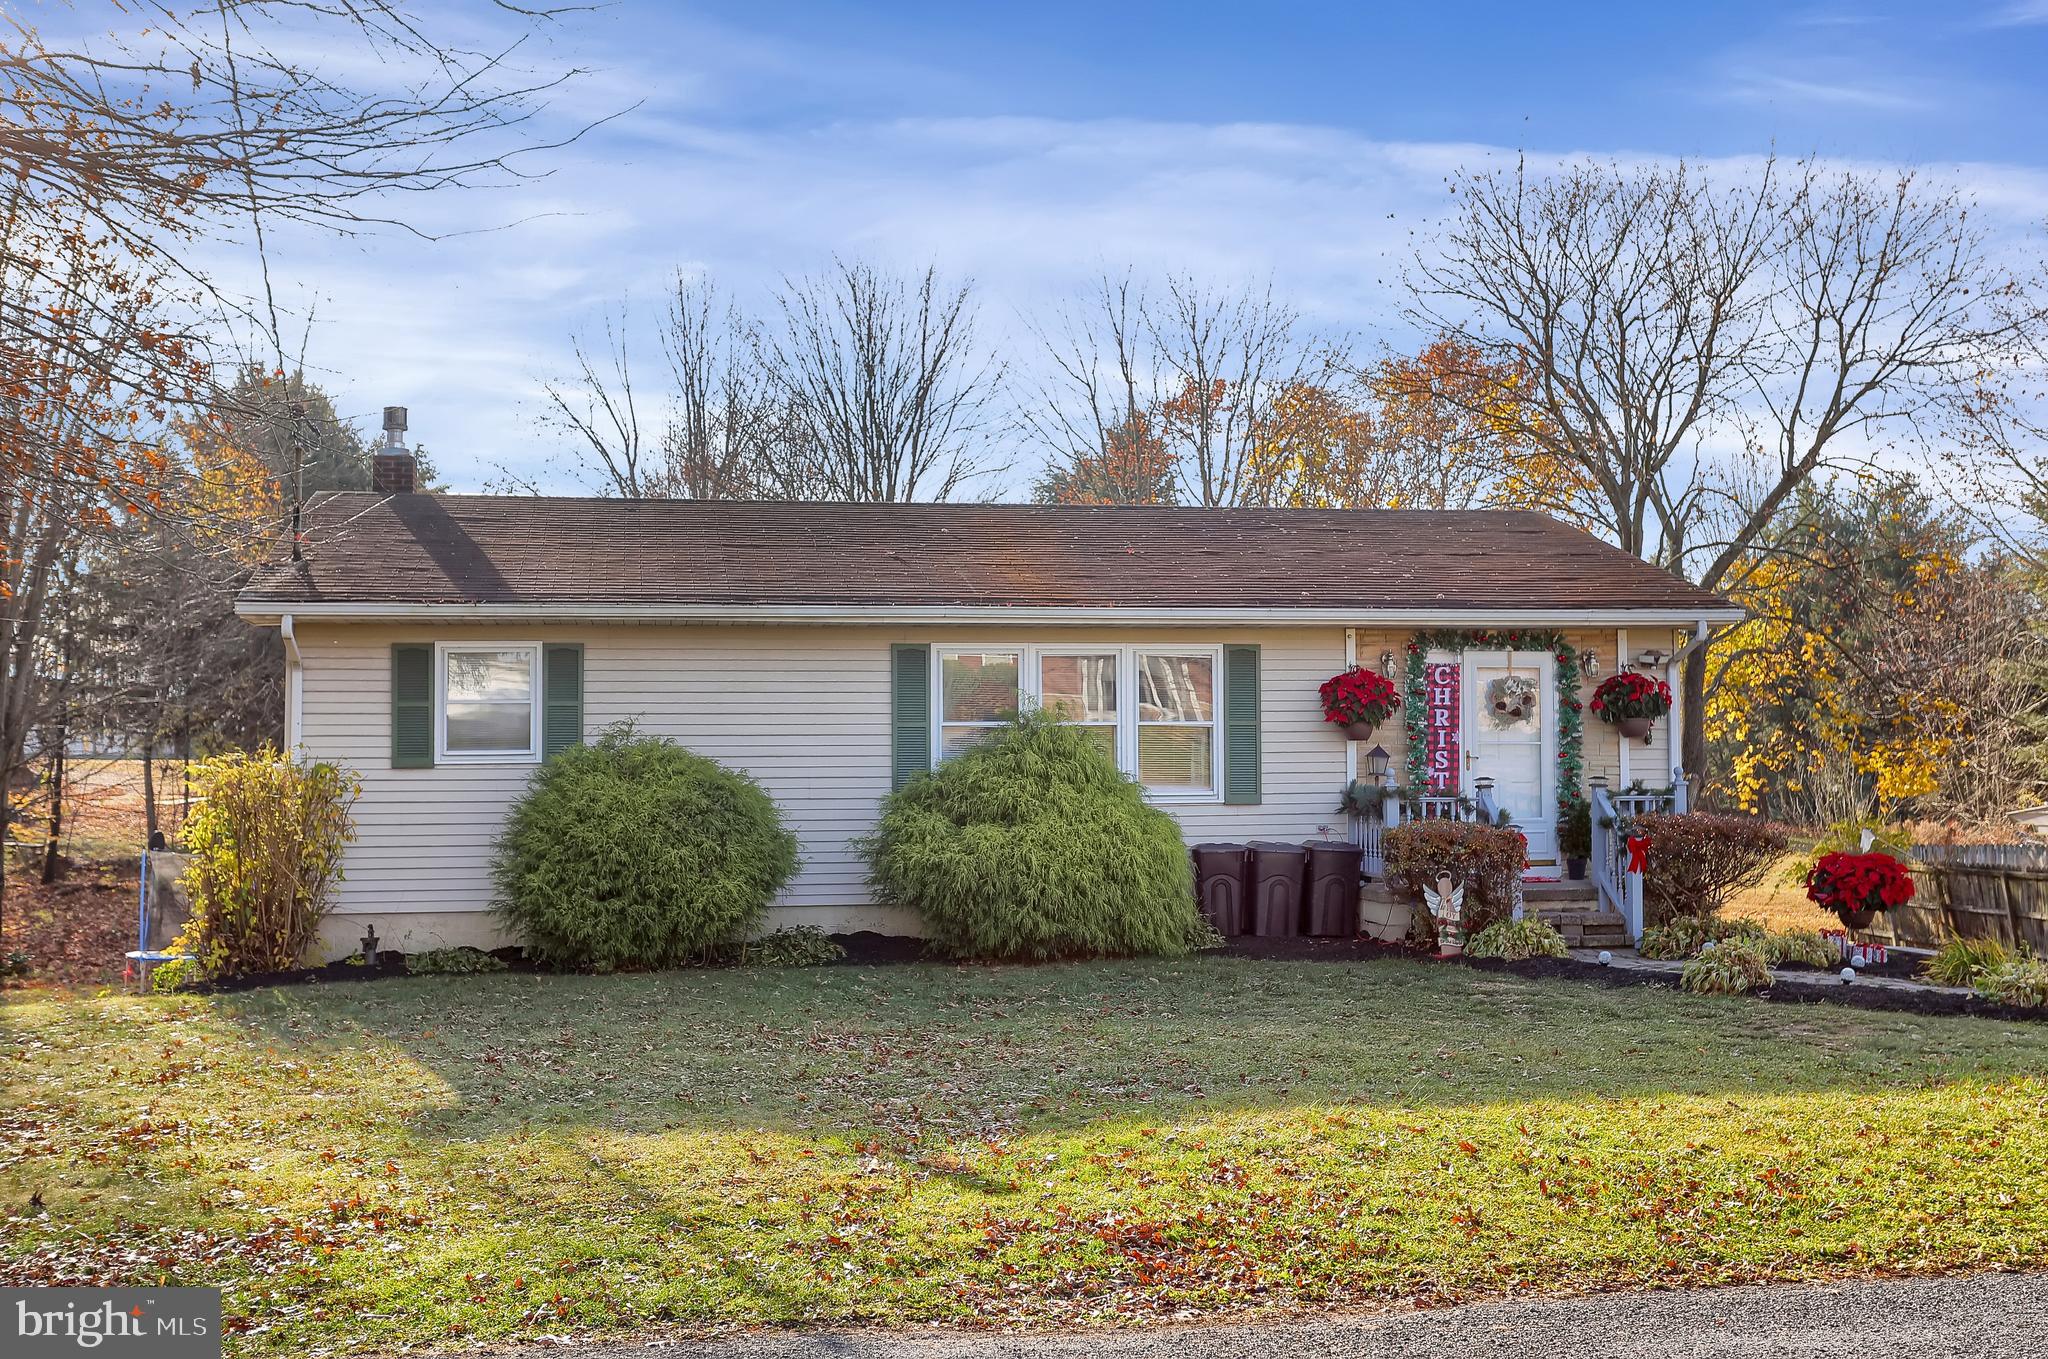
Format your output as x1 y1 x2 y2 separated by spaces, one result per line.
372 406 417 493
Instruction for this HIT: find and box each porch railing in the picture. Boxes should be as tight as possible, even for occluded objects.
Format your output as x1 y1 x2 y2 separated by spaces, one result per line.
1588 776 1686 942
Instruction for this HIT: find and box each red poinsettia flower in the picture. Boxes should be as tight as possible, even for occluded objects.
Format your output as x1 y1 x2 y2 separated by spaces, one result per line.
1805 851 1915 918
1318 666 1402 728
1589 672 1672 724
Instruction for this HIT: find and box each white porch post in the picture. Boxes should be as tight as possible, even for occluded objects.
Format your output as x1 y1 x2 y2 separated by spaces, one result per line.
1615 627 1630 787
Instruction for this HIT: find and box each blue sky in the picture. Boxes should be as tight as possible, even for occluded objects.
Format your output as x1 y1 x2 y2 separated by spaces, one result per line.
232 1 2048 491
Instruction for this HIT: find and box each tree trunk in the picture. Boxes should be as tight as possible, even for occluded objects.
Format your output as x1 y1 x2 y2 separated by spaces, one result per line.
142 749 159 847
40 736 65 885
1682 646 1709 808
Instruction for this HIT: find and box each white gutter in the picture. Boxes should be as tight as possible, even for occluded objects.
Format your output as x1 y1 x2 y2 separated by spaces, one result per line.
237 601 1747 628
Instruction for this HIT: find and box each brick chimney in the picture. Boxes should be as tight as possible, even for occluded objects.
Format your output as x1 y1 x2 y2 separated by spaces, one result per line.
371 406 417 493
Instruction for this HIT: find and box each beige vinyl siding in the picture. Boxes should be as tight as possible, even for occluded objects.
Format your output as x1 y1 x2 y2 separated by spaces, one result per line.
294 621 1349 927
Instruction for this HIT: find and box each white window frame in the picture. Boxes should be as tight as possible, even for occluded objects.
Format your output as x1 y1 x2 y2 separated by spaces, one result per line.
1130 647 1223 800
931 643 1224 803
435 641 543 764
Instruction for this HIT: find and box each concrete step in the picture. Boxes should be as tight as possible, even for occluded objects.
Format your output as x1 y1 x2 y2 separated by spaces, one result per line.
1521 879 1599 902
1536 907 1628 947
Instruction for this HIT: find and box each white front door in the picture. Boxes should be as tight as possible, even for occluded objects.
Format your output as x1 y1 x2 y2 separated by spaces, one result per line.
1464 650 1557 864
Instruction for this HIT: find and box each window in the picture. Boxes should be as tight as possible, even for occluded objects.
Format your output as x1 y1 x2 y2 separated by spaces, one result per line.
933 645 1221 799
1135 651 1216 795
939 649 1021 758
1038 651 1118 758
438 643 540 760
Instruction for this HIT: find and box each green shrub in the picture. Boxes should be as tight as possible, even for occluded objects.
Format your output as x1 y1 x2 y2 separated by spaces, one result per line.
493 727 800 971
1634 813 1788 925
1680 939 1773 995
1924 935 2012 988
1762 930 1836 969
1465 917 1569 961
1382 820 1527 935
408 947 507 975
1974 957 2048 1009
148 958 198 993
1 950 30 980
1638 914 1766 960
716 926 846 968
1558 799 1592 861
860 711 1201 961
177 747 360 978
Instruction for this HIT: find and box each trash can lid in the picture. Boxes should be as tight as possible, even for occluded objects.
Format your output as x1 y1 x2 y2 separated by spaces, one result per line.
1246 839 1308 855
1190 841 1250 853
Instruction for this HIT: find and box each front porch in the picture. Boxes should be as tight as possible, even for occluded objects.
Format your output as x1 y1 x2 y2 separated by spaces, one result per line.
1333 624 1693 946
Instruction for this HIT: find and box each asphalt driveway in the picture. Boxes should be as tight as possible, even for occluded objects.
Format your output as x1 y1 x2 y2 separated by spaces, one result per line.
471 1272 2046 1359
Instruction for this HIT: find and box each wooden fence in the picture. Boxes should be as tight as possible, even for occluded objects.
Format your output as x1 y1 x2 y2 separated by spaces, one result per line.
1903 843 2048 952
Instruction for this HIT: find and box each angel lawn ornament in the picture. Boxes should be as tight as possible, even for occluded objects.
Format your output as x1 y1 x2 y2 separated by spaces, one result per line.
1423 871 1465 956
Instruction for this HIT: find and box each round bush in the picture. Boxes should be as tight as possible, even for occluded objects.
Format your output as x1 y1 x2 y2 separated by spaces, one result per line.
861 711 1201 960
493 729 798 970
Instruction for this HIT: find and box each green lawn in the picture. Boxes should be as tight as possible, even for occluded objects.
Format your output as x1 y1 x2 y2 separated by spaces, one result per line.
4 959 2047 1353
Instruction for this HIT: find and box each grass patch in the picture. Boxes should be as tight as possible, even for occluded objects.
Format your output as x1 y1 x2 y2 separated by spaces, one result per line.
4 960 2047 1352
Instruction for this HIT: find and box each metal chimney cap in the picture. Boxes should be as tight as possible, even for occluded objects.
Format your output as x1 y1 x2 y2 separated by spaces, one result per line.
382 406 408 432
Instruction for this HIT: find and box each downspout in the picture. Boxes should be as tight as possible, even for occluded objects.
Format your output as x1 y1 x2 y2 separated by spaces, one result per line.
281 614 303 753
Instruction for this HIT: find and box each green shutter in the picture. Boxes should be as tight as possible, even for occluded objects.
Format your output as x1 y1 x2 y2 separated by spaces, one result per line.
891 643 932 790
542 643 584 759
390 643 434 769
1222 644 1261 805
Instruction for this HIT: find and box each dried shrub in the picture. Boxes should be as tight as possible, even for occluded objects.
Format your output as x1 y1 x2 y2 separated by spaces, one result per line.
861 711 1201 961
1383 820 1527 934
1634 812 1789 925
1465 917 1569 961
177 748 359 978
1679 939 1773 995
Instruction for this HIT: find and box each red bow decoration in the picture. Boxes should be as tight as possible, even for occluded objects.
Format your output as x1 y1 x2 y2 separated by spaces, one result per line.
1625 835 1650 874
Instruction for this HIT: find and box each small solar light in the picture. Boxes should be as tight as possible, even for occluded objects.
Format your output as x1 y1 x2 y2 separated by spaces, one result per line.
1840 967 1857 985
1850 948 1868 969
1701 939 1718 952
1597 950 1613 966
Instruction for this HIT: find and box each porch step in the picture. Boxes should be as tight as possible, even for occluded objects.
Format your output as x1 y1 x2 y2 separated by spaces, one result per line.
1537 908 1629 948
1521 879 1599 902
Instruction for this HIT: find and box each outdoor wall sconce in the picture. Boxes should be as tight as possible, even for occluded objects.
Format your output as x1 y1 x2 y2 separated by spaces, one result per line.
1363 744 1391 779
1378 650 1396 677
1582 649 1600 676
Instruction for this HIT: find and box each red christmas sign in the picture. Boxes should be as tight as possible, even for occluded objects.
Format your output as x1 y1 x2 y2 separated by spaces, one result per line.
1424 661 1461 792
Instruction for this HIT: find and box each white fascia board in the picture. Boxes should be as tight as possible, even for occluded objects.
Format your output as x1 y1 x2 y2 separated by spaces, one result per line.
236 600 1746 628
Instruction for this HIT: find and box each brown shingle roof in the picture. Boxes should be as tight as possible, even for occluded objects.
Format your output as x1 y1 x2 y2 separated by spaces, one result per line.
238 494 1737 616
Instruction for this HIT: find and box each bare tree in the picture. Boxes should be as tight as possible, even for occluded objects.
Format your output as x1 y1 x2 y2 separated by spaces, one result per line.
535 310 660 498
660 281 792 499
1026 273 1333 506
760 261 1004 502
1412 154 2045 786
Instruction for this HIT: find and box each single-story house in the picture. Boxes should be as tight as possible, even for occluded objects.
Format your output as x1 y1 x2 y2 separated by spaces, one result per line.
236 447 1741 960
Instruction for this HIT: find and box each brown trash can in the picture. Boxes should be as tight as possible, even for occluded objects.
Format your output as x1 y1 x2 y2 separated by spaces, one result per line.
1247 840 1308 936
1191 843 1251 936
1303 840 1364 936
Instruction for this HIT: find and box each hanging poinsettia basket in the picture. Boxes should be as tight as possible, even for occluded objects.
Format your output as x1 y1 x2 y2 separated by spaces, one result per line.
1805 851 1915 931
1319 666 1401 739
1590 672 1672 739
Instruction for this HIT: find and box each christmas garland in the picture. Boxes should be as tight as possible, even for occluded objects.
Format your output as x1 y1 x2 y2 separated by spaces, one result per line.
1403 628 1587 827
